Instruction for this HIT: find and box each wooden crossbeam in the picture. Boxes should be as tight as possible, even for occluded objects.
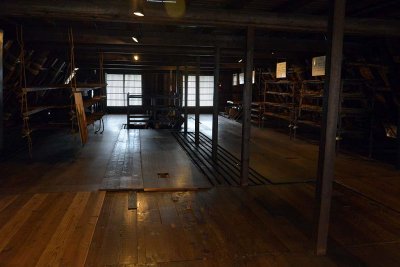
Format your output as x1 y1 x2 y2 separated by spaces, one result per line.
0 30 3 154
272 0 312 12
1 0 399 36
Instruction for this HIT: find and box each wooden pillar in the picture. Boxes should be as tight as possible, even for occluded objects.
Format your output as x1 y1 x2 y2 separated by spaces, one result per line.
184 65 188 134
315 0 346 256
169 69 173 107
175 66 179 92
240 26 254 186
0 30 3 154
397 106 400 169
212 46 220 162
195 57 200 146
176 65 179 107
178 67 183 109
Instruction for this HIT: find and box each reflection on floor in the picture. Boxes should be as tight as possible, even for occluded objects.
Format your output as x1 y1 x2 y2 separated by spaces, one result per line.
0 114 399 266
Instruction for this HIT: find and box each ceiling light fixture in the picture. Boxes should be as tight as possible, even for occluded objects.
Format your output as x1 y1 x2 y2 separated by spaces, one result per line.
132 36 139 43
133 0 145 16
133 55 139 61
238 59 243 63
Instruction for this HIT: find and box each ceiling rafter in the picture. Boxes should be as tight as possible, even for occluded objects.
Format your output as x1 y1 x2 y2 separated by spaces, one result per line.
349 0 399 17
272 0 313 13
1 0 400 36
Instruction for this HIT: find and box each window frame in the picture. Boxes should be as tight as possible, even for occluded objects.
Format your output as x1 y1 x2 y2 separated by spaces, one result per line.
182 75 214 107
106 73 142 107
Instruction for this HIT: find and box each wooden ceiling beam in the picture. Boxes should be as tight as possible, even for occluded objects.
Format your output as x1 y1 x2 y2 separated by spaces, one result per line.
272 0 312 13
224 0 254 9
14 29 241 48
77 57 279 67
349 0 399 17
1 0 399 36
81 66 216 71
17 29 336 54
79 63 243 72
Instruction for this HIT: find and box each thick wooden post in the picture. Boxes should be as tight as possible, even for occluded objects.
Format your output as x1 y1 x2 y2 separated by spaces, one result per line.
240 26 254 186
397 106 400 169
184 65 188 134
0 30 3 154
195 57 200 146
315 0 346 256
175 66 179 92
176 65 179 108
212 46 220 162
169 69 173 107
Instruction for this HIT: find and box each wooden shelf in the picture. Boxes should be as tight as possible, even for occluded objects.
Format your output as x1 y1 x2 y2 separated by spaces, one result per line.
299 104 322 112
265 80 295 84
265 91 293 96
297 119 321 128
86 112 105 125
83 96 106 108
340 108 369 116
342 93 366 99
23 83 106 93
265 102 294 109
23 106 50 117
302 80 324 84
301 92 323 98
263 112 292 121
261 79 297 133
346 62 388 69
22 105 70 117
23 86 65 93
75 84 106 92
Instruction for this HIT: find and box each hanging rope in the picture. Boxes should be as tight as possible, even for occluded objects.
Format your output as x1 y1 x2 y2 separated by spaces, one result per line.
99 52 104 84
16 25 33 156
68 28 77 133
93 53 105 134
68 27 77 91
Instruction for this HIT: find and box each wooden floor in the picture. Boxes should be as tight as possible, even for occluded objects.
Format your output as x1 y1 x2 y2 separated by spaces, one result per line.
192 115 400 210
0 114 399 266
1 185 400 266
0 191 105 266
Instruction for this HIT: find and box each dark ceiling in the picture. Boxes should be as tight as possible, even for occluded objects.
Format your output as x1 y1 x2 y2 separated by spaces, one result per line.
1 0 400 72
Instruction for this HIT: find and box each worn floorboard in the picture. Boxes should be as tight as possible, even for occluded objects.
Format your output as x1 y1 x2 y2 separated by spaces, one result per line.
101 129 143 190
141 130 211 190
0 191 105 267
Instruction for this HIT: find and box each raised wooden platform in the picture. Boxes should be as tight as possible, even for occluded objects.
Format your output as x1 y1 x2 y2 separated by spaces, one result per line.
100 128 211 191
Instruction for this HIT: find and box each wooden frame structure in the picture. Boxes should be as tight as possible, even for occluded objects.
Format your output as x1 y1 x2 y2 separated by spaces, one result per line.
240 26 254 186
315 0 347 255
0 30 3 154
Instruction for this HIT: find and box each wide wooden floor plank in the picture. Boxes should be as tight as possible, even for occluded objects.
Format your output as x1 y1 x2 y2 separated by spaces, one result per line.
348 243 400 267
35 192 91 267
141 130 211 190
85 192 138 266
101 129 144 191
0 195 19 214
0 193 48 253
60 191 106 267
0 193 36 229
0 193 74 266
